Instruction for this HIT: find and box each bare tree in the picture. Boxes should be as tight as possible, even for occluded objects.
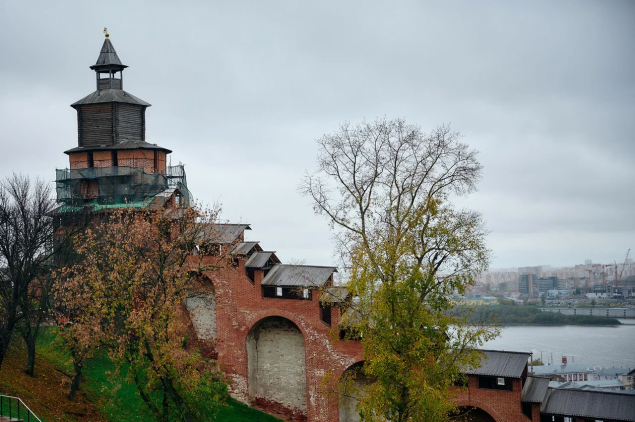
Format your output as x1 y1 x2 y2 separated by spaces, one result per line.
0 174 56 374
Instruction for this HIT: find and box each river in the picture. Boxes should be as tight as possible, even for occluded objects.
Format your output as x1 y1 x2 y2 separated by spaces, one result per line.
482 320 635 368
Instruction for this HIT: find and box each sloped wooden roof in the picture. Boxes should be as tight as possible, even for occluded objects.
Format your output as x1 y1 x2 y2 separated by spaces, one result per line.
90 38 127 71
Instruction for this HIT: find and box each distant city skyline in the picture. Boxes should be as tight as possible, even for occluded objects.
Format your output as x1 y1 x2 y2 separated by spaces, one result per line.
1 1 633 269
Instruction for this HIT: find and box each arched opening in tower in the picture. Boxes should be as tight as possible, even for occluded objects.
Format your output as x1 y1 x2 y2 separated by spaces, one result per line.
246 316 307 414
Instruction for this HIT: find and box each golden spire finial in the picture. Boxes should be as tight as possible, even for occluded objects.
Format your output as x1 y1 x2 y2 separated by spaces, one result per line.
104 27 109 39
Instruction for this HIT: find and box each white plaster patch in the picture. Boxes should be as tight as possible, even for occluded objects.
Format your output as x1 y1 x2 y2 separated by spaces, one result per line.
246 317 307 412
185 294 217 340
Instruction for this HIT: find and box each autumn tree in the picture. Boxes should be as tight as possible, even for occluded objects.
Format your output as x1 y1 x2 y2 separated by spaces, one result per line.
53 206 230 420
0 174 63 375
301 118 498 421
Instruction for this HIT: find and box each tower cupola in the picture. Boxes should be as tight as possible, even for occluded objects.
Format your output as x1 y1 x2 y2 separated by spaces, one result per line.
90 30 128 90
70 31 157 149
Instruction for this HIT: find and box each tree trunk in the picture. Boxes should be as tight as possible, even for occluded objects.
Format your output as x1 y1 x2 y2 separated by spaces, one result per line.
0 329 12 370
0 310 17 370
133 371 161 419
69 359 83 401
24 333 37 376
162 390 169 422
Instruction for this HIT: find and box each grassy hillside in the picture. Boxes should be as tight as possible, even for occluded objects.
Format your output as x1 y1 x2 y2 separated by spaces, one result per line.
0 328 280 422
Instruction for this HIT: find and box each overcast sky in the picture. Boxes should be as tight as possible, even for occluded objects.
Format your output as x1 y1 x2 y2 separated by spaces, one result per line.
0 1 633 269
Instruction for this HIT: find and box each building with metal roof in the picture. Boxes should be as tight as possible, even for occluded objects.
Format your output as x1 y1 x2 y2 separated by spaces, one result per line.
200 224 251 244
233 241 261 256
531 362 592 377
550 379 629 392
521 376 551 403
540 388 635 422
261 264 337 288
464 350 532 378
244 251 280 269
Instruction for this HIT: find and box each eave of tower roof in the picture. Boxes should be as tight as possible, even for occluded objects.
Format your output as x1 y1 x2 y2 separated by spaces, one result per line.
71 89 151 107
64 140 172 154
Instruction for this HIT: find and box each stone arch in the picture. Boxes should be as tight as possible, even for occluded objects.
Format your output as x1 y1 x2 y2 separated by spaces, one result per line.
185 275 217 341
339 361 370 422
246 315 307 413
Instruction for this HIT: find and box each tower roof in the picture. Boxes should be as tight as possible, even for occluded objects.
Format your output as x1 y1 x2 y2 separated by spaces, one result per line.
71 88 150 107
90 37 128 72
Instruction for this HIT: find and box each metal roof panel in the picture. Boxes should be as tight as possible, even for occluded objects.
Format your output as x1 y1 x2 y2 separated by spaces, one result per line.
521 376 551 403
261 264 336 287
233 241 260 255
465 350 531 378
541 388 635 421
245 251 276 268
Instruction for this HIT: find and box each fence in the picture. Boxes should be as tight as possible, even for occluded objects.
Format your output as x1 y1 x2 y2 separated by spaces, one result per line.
0 395 41 422
539 307 635 318
55 164 189 208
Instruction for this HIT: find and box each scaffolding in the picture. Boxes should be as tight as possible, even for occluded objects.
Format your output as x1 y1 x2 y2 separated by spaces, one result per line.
55 164 189 210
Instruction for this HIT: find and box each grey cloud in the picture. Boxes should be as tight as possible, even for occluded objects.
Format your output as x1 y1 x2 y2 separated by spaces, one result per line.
0 0 633 268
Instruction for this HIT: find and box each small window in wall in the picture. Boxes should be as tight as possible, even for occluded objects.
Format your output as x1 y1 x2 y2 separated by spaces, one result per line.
339 327 362 341
320 304 332 325
87 151 94 168
564 417 572 422
521 402 532 419
263 286 276 298
478 376 512 391
262 286 312 300
246 268 255 283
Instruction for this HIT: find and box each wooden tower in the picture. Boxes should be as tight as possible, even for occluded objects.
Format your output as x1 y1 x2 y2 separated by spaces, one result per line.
56 32 188 211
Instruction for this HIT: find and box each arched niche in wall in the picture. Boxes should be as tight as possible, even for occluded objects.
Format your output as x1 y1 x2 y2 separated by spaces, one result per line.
339 361 371 422
246 316 307 414
185 275 216 341
455 406 497 422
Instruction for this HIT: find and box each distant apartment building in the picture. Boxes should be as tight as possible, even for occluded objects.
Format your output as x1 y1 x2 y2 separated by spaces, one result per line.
518 266 543 276
518 274 534 297
537 276 559 293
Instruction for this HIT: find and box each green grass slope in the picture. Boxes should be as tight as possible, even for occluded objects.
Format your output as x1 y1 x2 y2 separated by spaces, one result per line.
1 328 280 422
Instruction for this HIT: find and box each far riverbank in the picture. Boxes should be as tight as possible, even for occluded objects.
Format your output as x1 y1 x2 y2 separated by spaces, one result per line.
461 304 622 326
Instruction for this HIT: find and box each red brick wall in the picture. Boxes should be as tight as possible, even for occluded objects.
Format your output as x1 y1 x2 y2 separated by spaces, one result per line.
69 152 88 169
93 151 112 168
118 150 155 173
200 258 532 422
456 376 531 422
531 403 541 422
201 258 363 422
156 151 166 174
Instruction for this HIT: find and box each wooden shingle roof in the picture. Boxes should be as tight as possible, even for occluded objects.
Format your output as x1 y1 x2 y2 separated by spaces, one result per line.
90 38 127 71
